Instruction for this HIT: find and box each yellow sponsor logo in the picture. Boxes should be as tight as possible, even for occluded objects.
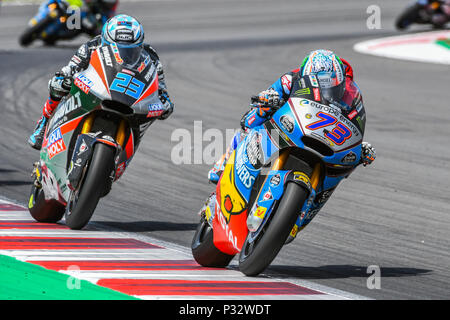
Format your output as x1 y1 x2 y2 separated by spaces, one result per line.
293 171 311 187
28 194 34 209
219 151 247 222
254 206 267 219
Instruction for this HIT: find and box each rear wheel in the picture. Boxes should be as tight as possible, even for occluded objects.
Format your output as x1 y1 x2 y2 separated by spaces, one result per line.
238 182 309 276
64 143 115 230
191 218 235 268
28 184 65 223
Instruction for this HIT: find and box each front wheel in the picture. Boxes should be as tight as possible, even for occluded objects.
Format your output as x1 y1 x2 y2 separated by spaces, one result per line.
19 15 55 46
64 143 115 230
238 182 309 276
191 218 235 268
395 4 423 30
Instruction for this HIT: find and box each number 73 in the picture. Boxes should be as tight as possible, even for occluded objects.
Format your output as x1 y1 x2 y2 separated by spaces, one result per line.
305 111 352 145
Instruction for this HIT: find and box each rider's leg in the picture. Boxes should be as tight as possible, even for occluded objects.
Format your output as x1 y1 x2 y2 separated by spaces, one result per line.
208 129 245 184
28 97 61 150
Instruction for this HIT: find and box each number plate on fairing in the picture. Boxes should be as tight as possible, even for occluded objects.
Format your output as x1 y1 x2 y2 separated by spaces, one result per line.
289 98 362 152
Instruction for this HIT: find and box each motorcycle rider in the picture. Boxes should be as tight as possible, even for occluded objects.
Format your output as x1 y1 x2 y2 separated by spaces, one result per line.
78 0 119 36
208 49 376 183
418 0 450 27
28 14 174 150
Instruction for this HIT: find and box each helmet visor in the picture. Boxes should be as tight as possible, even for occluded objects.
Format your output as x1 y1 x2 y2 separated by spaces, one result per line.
317 71 346 102
116 45 143 68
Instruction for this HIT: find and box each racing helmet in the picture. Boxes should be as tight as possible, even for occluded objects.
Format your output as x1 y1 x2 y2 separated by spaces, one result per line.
300 49 346 102
101 14 144 48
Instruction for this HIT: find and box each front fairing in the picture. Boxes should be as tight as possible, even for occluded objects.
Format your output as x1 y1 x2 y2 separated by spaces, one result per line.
76 45 162 116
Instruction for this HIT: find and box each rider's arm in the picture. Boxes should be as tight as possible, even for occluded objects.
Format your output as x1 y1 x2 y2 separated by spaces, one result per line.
241 71 295 129
61 36 102 76
143 45 174 119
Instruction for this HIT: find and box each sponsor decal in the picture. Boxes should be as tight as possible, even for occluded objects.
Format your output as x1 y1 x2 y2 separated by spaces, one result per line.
235 152 256 189
341 151 357 163
115 162 126 180
280 115 295 134
299 99 310 106
137 55 151 73
78 139 88 155
289 224 298 237
317 189 334 204
147 103 164 118
310 74 319 87
254 205 267 219
111 43 123 64
293 171 311 189
115 29 134 42
117 21 132 26
217 207 239 251
246 132 263 169
101 46 113 67
47 128 66 159
74 74 93 95
313 87 321 101
305 113 312 119
247 114 256 126
294 88 311 96
270 174 281 187
71 55 82 64
121 69 135 76
78 45 87 58
281 75 292 93
48 92 81 130
348 109 358 120
261 188 273 202
305 208 320 220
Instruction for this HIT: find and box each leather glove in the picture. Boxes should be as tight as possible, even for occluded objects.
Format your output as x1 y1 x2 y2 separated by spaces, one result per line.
257 89 280 107
48 72 72 100
159 91 174 120
361 142 376 166
251 89 280 117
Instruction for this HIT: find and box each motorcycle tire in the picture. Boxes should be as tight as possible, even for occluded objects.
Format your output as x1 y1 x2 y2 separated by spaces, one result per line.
395 4 422 30
191 218 235 268
19 15 55 47
238 182 308 276
64 143 115 230
28 184 65 223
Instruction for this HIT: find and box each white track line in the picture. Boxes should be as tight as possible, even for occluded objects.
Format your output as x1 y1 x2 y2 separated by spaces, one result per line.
354 30 450 65
0 195 369 300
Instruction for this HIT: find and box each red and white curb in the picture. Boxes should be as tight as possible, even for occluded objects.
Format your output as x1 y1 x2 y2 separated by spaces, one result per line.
354 30 450 65
0 198 367 300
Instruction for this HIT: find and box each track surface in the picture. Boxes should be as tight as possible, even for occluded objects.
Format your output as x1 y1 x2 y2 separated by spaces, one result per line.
0 0 449 299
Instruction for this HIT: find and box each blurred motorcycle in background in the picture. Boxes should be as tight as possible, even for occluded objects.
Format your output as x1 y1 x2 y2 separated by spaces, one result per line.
19 0 116 46
396 0 450 30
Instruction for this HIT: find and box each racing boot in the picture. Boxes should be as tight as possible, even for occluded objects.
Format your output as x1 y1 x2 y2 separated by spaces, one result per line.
28 116 48 150
208 153 226 184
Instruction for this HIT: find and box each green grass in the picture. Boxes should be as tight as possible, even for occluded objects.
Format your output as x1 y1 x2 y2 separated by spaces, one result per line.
0 255 139 300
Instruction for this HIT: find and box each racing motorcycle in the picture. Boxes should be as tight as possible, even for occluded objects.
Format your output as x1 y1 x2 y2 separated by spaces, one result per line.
19 0 104 47
28 43 165 229
396 0 448 30
191 75 366 276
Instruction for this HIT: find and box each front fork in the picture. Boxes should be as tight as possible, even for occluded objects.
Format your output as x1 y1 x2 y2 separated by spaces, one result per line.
245 149 322 243
66 114 128 191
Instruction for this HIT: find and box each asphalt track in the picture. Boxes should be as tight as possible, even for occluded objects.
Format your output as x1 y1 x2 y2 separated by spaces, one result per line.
0 0 449 300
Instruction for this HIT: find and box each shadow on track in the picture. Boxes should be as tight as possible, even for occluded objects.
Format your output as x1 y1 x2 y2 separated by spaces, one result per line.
0 180 30 186
95 220 198 232
262 265 432 280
